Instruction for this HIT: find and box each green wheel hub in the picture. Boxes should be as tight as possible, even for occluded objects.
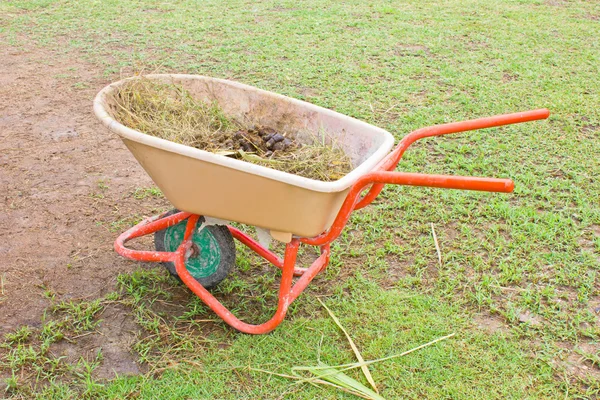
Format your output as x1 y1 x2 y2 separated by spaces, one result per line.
155 210 236 289
163 219 222 279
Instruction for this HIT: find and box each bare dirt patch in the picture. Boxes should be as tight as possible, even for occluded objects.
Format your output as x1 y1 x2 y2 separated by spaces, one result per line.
50 304 142 379
383 255 413 286
502 72 519 83
472 313 508 334
578 224 600 262
553 342 600 384
544 0 566 7
0 43 165 380
394 43 432 57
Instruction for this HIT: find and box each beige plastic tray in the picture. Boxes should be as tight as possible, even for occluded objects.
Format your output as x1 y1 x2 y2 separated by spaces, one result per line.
94 75 394 239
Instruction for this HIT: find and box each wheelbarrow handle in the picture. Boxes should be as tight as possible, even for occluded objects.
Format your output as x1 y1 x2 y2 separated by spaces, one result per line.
374 109 550 172
364 171 514 193
303 109 548 246
356 108 549 208
396 108 550 152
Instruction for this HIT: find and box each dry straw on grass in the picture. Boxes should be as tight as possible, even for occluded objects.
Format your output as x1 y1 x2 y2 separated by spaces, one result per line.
247 299 456 400
111 78 353 181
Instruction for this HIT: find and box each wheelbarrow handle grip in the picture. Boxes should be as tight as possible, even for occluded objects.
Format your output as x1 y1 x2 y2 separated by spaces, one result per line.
365 171 514 193
378 109 550 169
402 108 550 145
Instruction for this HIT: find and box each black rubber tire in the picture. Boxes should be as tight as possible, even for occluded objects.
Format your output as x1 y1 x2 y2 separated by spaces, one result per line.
154 210 236 289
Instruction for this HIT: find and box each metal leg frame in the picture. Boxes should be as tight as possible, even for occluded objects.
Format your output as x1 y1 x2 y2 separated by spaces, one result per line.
116 213 330 334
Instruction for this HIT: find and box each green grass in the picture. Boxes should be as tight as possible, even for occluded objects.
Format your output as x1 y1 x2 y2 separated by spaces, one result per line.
0 298 106 398
1 0 599 398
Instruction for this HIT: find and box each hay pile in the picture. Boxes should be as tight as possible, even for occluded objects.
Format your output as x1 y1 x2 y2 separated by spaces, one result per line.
111 78 353 181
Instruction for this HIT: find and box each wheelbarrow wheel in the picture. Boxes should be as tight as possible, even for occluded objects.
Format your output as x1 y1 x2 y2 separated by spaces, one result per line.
154 210 236 289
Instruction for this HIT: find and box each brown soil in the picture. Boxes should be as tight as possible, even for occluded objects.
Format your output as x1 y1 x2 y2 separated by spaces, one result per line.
472 313 509 334
0 44 165 379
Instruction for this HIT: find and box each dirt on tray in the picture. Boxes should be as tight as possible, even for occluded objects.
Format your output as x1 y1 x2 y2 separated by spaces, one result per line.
111 78 353 181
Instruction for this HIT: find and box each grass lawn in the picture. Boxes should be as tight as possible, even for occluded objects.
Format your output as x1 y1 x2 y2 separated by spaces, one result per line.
1 0 599 398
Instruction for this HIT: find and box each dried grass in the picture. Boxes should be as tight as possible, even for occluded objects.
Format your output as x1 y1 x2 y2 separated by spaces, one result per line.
111 78 353 181
247 298 456 400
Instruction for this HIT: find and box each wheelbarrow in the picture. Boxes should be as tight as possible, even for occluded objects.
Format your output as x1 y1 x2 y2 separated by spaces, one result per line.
94 74 549 334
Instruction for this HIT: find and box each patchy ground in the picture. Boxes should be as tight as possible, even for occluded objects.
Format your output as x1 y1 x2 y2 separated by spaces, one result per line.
0 44 165 379
1 0 599 394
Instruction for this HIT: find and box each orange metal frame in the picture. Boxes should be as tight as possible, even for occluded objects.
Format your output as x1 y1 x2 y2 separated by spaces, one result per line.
115 109 550 334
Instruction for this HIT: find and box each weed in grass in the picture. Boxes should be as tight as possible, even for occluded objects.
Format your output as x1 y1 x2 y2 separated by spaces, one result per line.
72 81 89 89
108 214 145 233
4 326 33 344
132 186 163 200
51 299 103 334
96 179 109 191
4 373 21 395
39 320 65 347
89 192 104 199
72 351 104 397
